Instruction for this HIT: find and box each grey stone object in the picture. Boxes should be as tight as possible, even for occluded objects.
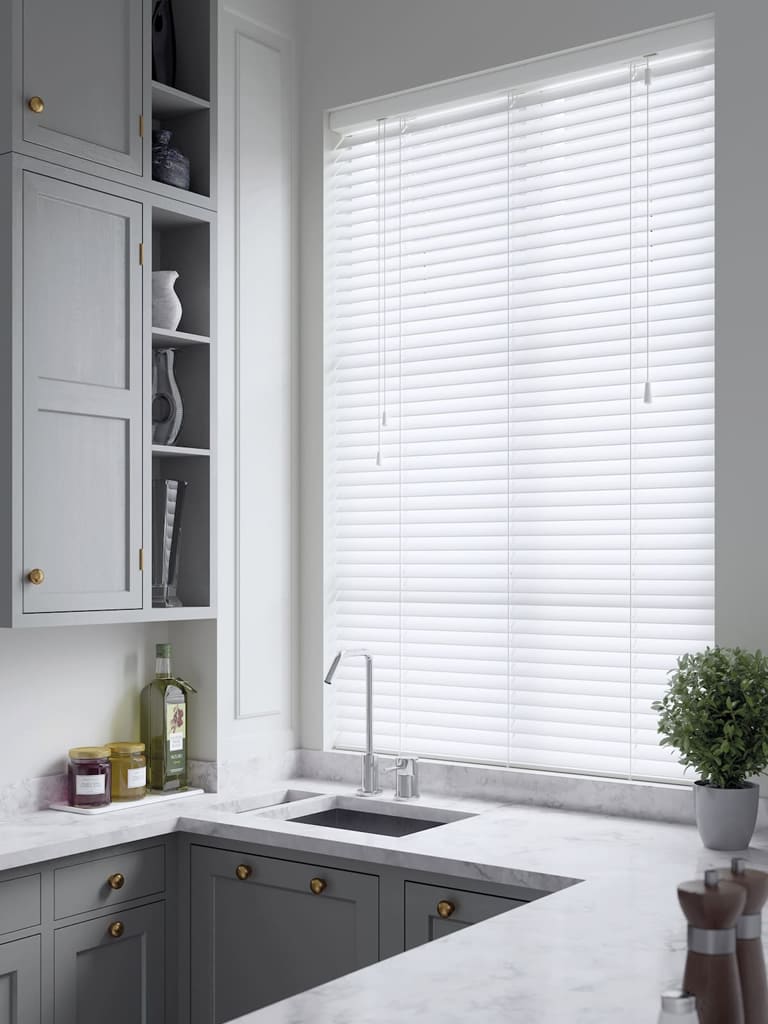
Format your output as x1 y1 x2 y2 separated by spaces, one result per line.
694 780 759 851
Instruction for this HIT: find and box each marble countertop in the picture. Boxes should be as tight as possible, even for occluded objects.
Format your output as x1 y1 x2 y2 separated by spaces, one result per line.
2 778 765 1022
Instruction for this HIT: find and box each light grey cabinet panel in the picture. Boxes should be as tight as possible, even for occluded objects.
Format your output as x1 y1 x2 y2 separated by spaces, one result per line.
0 874 40 936
22 0 142 175
53 901 164 1024
0 935 41 1024
22 172 143 613
54 845 165 920
404 882 525 949
190 846 379 1023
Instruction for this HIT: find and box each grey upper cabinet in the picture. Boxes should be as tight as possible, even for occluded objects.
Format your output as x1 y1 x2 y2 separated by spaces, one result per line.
404 881 525 949
53 902 164 1024
22 171 143 614
190 846 379 1024
0 936 41 1024
21 0 143 176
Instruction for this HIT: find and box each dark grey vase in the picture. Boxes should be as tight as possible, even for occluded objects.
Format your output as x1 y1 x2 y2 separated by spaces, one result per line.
152 129 191 190
152 0 176 86
152 348 184 446
152 479 187 608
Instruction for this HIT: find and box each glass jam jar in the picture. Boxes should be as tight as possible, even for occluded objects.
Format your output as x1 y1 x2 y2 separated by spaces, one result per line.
109 742 147 801
68 747 112 809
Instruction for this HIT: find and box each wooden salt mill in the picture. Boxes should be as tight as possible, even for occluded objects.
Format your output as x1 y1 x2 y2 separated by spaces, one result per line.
724 858 768 1024
678 867 746 1024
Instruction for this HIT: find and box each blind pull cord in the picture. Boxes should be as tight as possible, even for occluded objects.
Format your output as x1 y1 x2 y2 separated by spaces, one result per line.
643 55 654 404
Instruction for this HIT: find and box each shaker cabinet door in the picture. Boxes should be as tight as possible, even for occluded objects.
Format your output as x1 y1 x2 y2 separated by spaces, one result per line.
0 936 41 1024
404 881 525 949
53 902 164 1024
190 846 379 1023
22 0 143 175
22 172 143 614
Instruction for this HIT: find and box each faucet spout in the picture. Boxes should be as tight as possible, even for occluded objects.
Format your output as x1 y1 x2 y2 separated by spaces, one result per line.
323 649 381 796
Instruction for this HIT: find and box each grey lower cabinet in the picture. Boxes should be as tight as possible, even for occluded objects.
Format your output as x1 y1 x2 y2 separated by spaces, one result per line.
53 901 165 1024
190 846 380 1024
404 881 526 950
0 935 41 1024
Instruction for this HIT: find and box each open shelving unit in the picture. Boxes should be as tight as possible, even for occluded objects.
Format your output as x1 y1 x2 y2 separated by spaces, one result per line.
147 0 216 622
149 0 214 204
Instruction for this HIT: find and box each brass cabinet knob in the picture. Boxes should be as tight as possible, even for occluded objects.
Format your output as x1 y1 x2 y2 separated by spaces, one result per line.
28 96 45 114
436 900 456 919
235 864 252 881
309 877 327 895
27 568 45 585
108 873 125 891
108 921 124 939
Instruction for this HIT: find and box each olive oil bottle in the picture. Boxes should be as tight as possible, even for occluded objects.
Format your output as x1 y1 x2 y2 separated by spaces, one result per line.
140 642 195 791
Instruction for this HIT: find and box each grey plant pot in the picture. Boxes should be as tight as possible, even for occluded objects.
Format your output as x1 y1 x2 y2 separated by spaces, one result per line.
694 780 759 850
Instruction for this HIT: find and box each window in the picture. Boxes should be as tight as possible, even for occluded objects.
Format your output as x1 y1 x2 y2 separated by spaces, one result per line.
325 22 714 781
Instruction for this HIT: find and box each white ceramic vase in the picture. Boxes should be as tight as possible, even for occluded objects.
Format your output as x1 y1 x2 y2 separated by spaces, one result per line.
152 270 182 331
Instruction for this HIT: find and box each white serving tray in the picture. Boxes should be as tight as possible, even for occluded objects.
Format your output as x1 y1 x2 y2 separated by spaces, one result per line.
49 788 204 815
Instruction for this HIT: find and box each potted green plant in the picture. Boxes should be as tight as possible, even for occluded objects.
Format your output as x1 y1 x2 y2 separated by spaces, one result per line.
653 646 768 850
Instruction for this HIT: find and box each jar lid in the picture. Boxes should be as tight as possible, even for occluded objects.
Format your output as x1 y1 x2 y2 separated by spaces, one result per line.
156 642 172 657
660 990 697 1014
108 742 146 755
69 746 111 760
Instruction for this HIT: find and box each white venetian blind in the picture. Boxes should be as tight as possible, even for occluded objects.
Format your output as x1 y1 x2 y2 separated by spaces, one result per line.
325 30 714 782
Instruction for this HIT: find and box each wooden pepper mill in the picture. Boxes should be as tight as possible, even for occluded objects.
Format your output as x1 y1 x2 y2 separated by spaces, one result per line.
678 868 746 1024
724 858 768 1024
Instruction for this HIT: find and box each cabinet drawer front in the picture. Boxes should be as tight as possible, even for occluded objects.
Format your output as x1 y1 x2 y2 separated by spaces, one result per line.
404 881 525 950
53 902 164 1024
54 846 165 920
0 874 41 936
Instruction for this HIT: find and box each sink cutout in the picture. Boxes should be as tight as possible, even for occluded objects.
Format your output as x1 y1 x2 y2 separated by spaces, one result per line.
255 795 476 836
289 807 449 837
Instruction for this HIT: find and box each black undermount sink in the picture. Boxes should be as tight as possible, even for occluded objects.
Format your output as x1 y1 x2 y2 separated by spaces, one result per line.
289 806 446 837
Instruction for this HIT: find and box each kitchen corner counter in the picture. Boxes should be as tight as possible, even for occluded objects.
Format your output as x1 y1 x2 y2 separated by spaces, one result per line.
2 780 766 1022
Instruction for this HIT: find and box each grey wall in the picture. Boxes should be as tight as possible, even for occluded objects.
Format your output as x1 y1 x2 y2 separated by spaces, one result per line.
297 0 768 748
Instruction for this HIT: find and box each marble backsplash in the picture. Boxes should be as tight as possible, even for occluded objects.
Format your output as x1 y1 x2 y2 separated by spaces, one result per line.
4 747 765 829
296 748 768 828
0 749 300 819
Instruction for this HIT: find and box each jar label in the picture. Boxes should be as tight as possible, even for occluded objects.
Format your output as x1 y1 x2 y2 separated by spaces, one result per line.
126 766 147 789
76 774 106 796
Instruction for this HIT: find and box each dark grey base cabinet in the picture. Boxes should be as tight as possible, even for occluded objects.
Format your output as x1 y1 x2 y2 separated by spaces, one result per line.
404 881 525 949
0 935 41 1024
53 902 165 1024
190 846 379 1024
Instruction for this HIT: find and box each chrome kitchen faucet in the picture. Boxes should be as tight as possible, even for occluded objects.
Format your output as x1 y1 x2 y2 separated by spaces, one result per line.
324 650 382 795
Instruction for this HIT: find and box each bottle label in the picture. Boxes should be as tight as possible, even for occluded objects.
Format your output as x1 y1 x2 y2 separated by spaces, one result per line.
166 700 186 773
76 774 106 796
126 766 147 789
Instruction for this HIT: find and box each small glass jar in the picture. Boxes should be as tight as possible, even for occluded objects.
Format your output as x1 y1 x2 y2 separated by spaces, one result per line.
109 742 148 801
68 747 112 809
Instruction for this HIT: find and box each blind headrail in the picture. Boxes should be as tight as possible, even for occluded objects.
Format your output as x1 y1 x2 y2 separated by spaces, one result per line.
329 16 714 138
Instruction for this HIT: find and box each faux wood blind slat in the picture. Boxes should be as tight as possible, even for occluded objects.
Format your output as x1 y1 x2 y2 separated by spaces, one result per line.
326 41 714 781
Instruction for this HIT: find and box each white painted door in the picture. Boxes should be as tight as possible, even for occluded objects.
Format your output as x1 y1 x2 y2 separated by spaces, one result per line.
23 172 143 614
23 0 143 175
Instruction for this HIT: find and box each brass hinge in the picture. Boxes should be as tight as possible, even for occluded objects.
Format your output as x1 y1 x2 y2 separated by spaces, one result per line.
139 548 145 572
139 114 144 138
139 242 144 266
